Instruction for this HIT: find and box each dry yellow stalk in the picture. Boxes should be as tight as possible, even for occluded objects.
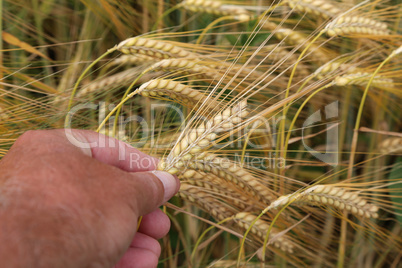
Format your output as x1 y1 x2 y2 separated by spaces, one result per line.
178 183 235 221
158 100 248 174
234 212 295 253
98 127 128 142
378 137 402 154
334 72 394 88
269 185 379 218
326 16 390 37
137 79 218 108
285 0 342 19
182 154 274 205
179 170 251 210
259 45 311 77
115 37 200 59
181 0 252 21
209 260 262 268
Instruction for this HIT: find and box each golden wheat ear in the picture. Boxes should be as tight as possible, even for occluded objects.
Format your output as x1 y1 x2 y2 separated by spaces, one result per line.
115 37 200 59
110 55 155 67
0 106 9 121
333 72 394 88
378 137 402 154
284 0 343 19
181 0 252 21
182 154 275 206
180 170 252 210
137 78 219 109
269 185 379 219
326 15 390 37
158 100 248 174
76 68 158 98
178 183 236 221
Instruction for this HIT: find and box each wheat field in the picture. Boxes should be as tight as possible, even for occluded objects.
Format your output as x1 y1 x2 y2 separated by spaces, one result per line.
1 0 402 267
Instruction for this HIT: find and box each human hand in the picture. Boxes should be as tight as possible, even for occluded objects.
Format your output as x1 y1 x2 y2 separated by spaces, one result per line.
0 129 179 268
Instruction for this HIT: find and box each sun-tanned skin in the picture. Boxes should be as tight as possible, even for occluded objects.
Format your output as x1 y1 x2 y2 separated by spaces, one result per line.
0 129 179 268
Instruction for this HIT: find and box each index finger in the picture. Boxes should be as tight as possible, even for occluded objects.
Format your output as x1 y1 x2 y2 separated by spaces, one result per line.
64 129 158 172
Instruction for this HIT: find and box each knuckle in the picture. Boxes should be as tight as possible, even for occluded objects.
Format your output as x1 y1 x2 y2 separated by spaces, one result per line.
14 130 45 147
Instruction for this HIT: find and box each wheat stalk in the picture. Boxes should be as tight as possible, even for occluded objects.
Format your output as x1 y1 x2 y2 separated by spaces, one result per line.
234 212 295 253
209 260 263 268
262 21 329 61
259 45 311 77
269 185 379 218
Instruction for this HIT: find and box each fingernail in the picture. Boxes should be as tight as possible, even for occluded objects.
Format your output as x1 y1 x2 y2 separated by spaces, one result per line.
152 171 178 202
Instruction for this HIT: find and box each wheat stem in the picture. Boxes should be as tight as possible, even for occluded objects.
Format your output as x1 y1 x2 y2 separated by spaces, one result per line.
196 15 237 45
277 29 326 178
282 83 333 167
97 89 139 133
191 216 233 262
65 48 116 127
151 3 183 32
348 46 401 179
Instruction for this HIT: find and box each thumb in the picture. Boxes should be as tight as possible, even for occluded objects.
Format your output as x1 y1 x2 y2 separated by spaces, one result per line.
125 170 179 216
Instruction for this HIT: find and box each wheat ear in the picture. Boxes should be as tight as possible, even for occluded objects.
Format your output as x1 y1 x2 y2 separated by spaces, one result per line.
115 37 200 59
181 0 251 21
285 0 342 19
334 72 394 88
148 58 216 78
269 185 379 219
158 100 248 174
234 212 295 253
179 170 251 210
182 154 275 205
378 137 402 154
326 16 390 37
0 106 9 121
178 183 236 221
76 68 158 98
137 79 219 109
110 54 155 66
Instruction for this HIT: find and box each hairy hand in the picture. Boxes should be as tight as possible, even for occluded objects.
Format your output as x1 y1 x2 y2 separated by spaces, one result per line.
0 129 179 268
